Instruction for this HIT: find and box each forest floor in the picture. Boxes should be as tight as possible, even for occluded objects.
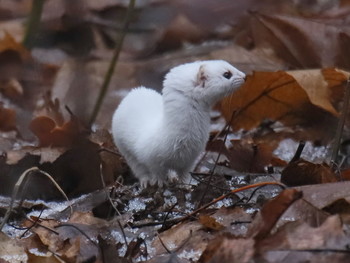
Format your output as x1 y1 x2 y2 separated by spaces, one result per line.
1 0 350 262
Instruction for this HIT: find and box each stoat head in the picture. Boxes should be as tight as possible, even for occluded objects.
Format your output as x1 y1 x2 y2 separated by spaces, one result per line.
163 60 246 106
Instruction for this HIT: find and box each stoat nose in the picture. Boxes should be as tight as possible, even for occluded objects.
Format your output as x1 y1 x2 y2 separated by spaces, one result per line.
237 70 246 81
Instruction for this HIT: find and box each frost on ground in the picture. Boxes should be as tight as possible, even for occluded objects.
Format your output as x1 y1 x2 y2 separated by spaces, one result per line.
274 138 330 163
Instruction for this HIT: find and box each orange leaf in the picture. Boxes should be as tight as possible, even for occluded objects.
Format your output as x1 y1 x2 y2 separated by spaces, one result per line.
0 31 29 60
220 71 311 131
29 115 81 147
219 69 349 131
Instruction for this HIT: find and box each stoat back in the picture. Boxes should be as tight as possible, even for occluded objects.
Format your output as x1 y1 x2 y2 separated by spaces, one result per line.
112 87 162 148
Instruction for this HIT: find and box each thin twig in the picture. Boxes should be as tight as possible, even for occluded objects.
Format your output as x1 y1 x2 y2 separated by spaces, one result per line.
23 214 59 235
0 167 72 231
22 0 45 49
331 77 350 166
157 234 172 254
180 182 285 223
117 219 129 247
196 115 234 208
56 224 98 247
20 208 45 238
98 163 122 217
133 181 285 229
88 0 136 126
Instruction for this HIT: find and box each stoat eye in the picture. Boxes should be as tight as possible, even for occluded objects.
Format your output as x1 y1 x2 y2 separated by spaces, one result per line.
223 71 232 79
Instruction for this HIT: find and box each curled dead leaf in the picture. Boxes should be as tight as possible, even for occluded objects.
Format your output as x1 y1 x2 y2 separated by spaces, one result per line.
29 115 82 147
281 159 337 186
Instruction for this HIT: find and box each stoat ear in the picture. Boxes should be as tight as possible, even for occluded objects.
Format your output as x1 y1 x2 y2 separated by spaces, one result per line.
196 65 207 88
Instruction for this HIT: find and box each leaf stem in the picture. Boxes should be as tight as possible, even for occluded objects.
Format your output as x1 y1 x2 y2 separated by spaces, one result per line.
88 0 136 126
22 0 45 49
331 77 350 165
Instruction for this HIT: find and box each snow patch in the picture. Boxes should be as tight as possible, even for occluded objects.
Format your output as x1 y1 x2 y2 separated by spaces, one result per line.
178 249 202 261
274 139 329 163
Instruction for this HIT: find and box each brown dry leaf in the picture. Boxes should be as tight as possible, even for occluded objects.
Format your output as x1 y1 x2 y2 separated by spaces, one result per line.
248 189 302 240
229 140 275 173
288 69 341 115
296 181 350 209
29 115 82 147
34 94 65 126
220 71 312 131
23 219 62 253
27 252 62 263
152 221 206 255
198 215 224 231
219 69 348 132
281 159 337 186
251 12 350 69
26 212 105 263
207 138 276 173
323 198 350 215
278 198 330 229
199 234 255 263
0 105 16 131
258 215 350 262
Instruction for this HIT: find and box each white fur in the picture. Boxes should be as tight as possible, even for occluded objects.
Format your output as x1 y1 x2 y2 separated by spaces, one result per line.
112 60 245 187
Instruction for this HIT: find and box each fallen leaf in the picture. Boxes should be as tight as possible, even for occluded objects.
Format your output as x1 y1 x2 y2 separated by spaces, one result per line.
219 69 349 132
288 69 339 115
248 189 302 240
199 234 255 263
251 12 350 69
296 181 350 209
281 159 337 186
199 215 224 231
323 198 350 215
258 215 350 262
207 138 275 173
29 115 83 147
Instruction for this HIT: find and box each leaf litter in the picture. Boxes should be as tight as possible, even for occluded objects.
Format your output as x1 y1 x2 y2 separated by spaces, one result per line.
2 0 350 262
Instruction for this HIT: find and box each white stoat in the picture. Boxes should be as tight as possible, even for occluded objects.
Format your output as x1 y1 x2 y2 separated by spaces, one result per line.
112 60 245 187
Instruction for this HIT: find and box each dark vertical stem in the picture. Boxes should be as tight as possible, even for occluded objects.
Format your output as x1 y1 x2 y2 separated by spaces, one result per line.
22 0 45 49
290 141 305 163
88 0 136 127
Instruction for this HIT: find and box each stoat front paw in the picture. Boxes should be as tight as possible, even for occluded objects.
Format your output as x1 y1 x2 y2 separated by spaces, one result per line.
139 177 165 188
